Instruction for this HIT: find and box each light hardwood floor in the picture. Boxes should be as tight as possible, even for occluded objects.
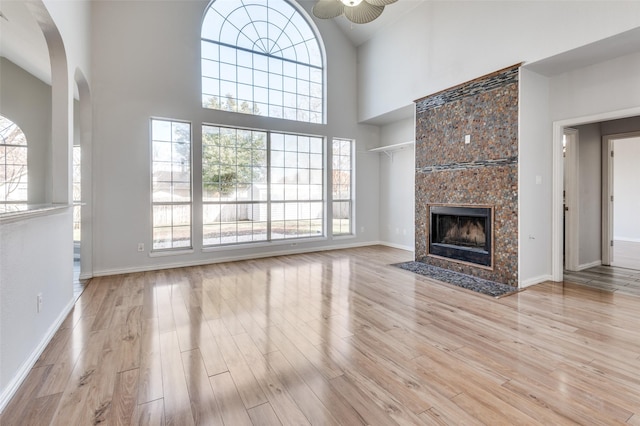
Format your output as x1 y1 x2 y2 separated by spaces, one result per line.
3 246 640 425
563 240 640 296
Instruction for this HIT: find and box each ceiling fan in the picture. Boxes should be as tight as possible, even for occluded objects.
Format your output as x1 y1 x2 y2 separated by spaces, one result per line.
312 0 398 24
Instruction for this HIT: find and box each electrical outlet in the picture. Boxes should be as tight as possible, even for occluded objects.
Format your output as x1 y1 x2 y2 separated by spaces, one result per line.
37 293 43 313
137 243 144 252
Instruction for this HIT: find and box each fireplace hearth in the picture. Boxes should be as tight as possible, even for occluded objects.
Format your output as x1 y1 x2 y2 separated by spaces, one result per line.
429 205 493 268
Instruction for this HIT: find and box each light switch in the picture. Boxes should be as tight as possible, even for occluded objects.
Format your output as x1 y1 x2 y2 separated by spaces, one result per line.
535 175 542 185
464 134 471 144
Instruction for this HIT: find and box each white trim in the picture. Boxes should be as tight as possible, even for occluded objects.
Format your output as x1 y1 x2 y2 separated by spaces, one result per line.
0 298 75 413
378 241 414 252
602 136 614 265
577 260 602 271
79 272 93 280
602 131 640 265
0 204 71 224
201 236 327 253
149 249 195 258
92 241 389 277
552 106 640 282
564 128 580 271
520 274 554 288
614 237 640 243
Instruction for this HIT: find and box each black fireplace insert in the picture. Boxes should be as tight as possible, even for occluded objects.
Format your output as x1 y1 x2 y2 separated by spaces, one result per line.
429 205 492 267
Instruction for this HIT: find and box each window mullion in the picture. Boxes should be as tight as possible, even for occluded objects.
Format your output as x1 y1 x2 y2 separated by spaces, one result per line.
267 131 272 241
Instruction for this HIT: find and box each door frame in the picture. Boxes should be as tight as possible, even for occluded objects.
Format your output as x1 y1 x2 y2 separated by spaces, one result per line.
601 131 640 266
551 106 640 282
563 128 579 271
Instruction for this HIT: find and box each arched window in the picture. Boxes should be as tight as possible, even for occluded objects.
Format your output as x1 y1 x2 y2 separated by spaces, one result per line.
201 0 324 123
0 115 28 209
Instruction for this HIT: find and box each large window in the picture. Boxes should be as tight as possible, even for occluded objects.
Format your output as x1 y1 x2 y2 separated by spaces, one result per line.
202 125 323 246
73 145 81 242
201 0 324 123
332 138 353 236
151 119 192 250
0 115 28 211
202 126 268 245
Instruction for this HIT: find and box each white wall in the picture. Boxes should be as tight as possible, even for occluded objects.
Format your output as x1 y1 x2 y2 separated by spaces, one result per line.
613 137 640 241
378 117 414 251
574 123 602 266
522 51 640 282
358 1 640 122
549 53 640 122
518 68 552 286
0 210 74 395
89 0 381 275
0 0 91 410
0 57 52 204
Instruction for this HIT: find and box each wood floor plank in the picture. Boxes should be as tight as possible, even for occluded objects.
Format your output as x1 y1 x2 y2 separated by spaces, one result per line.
137 318 164 404
232 333 311 425
181 349 224 426
134 398 165 426
159 331 195 426
108 368 139 426
247 402 282 426
264 349 340 425
0 366 52 424
6 246 640 425
49 329 109 426
216 334 267 409
209 372 253 426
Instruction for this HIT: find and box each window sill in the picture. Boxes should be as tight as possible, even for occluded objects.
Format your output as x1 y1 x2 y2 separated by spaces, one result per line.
332 233 356 240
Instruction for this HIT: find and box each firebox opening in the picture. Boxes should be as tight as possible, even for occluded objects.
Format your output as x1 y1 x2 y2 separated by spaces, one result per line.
429 205 493 268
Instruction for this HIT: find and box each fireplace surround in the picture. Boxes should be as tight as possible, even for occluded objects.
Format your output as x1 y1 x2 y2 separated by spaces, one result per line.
414 64 519 286
428 205 493 268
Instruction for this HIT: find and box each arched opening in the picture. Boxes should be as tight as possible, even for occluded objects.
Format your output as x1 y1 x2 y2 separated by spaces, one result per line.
0 116 28 211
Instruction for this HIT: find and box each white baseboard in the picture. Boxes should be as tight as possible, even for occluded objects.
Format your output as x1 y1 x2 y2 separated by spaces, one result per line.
520 274 554 288
92 241 387 277
577 260 602 271
79 272 93 280
378 241 415 252
0 298 75 413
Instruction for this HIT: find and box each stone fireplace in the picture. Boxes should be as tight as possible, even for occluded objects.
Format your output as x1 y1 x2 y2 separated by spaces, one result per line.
415 64 519 287
429 205 493 268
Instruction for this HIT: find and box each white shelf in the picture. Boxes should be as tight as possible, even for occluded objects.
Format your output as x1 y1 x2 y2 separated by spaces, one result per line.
368 141 414 157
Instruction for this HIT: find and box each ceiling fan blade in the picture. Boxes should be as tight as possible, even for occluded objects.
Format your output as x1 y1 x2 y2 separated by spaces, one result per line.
344 1 384 24
312 0 345 19
365 0 398 6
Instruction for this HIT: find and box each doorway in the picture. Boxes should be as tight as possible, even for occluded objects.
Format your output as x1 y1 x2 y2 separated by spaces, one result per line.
552 108 640 283
602 134 640 270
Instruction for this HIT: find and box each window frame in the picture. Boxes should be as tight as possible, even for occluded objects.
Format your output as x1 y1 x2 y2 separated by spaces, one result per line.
201 123 326 248
331 138 355 237
150 117 194 252
200 0 325 124
0 115 28 209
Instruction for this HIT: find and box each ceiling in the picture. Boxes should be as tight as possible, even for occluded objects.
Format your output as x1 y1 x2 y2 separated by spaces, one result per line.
328 0 426 46
524 25 640 77
0 0 422 86
3 0 640 126
0 0 50 84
